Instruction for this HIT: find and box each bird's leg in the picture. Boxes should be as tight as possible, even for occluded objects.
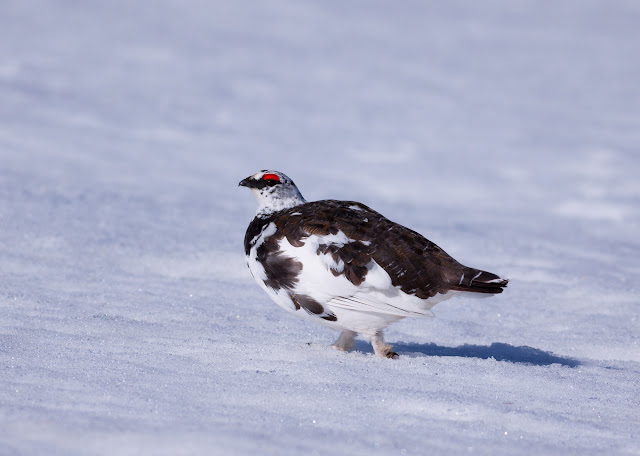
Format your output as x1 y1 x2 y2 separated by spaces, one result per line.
332 330 357 351
371 330 398 359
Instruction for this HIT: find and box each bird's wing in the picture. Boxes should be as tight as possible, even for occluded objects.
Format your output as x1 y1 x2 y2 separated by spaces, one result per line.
293 200 464 296
271 201 461 308
327 292 435 318
272 200 507 319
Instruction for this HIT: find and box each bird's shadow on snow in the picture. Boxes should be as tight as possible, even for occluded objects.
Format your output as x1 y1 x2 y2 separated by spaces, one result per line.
353 341 581 367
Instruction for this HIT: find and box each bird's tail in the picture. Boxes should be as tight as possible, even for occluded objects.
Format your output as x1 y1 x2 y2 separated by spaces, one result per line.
449 268 508 294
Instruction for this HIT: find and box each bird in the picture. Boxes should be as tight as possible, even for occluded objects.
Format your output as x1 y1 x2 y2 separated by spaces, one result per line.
239 170 508 358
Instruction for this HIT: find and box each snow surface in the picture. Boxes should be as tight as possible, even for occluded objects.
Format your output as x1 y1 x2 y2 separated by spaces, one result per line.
1 0 639 454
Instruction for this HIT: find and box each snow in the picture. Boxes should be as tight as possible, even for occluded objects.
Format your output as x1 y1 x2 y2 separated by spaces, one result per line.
1 0 639 454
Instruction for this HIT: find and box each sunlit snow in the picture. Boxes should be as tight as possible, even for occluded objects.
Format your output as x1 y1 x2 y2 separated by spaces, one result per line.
1 1 638 455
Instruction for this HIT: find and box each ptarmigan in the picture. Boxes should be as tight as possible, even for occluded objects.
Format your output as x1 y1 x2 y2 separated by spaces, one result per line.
240 170 508 358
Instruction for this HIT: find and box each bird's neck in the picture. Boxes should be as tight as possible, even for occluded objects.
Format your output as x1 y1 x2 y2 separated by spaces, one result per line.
255 193 306 218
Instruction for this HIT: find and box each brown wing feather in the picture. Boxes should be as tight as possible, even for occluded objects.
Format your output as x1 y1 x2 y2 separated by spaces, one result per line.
273 200 499 299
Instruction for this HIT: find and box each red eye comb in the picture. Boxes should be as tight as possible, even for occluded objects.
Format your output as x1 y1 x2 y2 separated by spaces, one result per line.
262 173 280 181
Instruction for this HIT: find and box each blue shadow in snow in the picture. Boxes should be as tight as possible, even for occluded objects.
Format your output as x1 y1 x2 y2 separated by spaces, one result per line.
354 341 581 367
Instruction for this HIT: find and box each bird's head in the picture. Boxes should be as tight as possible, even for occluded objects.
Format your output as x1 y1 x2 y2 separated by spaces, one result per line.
239 170 306 217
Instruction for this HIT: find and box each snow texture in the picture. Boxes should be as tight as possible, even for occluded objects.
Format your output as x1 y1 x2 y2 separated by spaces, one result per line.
1 0 639 455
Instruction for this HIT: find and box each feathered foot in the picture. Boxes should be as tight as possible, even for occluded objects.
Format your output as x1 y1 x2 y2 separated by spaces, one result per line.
371 331 398 359
332 330 356 351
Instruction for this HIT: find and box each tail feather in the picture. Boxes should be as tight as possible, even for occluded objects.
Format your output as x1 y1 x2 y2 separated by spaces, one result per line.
450 268 508 294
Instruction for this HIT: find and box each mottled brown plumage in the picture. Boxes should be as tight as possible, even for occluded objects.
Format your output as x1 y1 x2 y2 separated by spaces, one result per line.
245 200 507 302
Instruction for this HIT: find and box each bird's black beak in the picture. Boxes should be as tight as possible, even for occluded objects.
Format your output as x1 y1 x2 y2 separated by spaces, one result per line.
238 176 253 188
